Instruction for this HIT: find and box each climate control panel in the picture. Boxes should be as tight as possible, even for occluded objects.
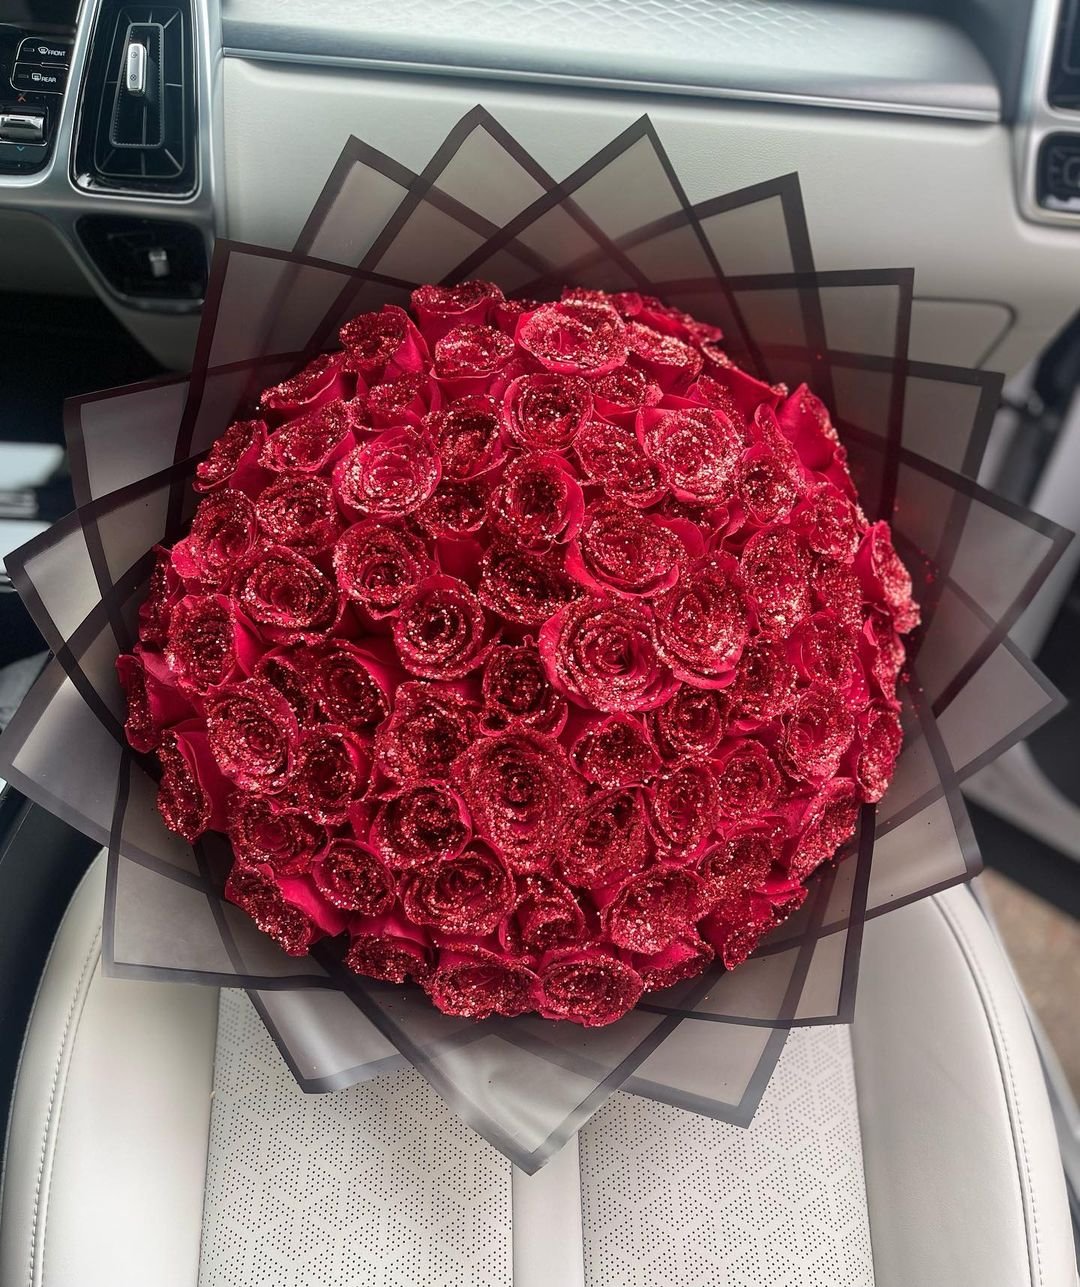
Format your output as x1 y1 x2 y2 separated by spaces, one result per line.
0 21 75 172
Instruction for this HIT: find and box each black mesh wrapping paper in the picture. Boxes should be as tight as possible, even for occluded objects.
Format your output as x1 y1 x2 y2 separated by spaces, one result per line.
0 109 1070 1171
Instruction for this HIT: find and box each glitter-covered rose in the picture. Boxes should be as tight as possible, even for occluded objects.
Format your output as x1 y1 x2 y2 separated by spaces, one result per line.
129 281 916 1026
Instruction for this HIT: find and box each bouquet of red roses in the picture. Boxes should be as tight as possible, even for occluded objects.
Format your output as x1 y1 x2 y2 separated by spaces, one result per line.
0 110 1067 1170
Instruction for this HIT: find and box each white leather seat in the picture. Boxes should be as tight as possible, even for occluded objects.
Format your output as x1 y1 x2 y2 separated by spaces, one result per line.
1 855 1076 1287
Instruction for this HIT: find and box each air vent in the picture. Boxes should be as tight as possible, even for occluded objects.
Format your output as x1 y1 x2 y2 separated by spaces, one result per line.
1050 0 1080 109
74 1 196 195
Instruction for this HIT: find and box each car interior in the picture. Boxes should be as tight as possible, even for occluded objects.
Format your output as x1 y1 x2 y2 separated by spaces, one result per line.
0 0 1079 1283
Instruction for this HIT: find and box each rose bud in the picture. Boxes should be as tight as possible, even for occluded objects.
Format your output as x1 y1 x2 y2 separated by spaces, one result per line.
854 521 921 635
452 730 582 873
489 452 584 552
653 554 749 688
423 945 537 1019
259 399 359 474
226 861 346 956
116 648 192 752
345 909 432 982
480 643 569 736
234 546 338 642
260 351 348 416
535 949 644 1027
171 489 257 586
503 372 593 451
374 681 478 783
854 702 904 803
194 418 269 494
228 794 328 875
625 320 703 392
647 685 727 760
631 933 715 992
559 788 650 889
311 839 396 915
594 864 715 957
516 298 628 376
569 714 659 788
333 519 431 618
637 406 740 505
781 684 856 784
479 540 580 626
573 418 666 510
300 640 392 734
429 395 505 479
393 575 497 680
164 594 260 694
411 280 505 343
500 874 586 956
433 323 516 390
287 725 371 824
739 526 813 636
713 741 784 822
333 427 441 520
365 371 442 428
401 843 515 936
787 779 861 879
205 679 299 793
254 474 342 554
566 503 691 598
646 760 718 858
370 781 472 870
539 595 676 714
155 724 232 842
339 305 429 379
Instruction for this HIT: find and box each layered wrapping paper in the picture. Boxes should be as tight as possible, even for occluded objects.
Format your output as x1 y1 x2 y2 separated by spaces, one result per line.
0 109 1070 1171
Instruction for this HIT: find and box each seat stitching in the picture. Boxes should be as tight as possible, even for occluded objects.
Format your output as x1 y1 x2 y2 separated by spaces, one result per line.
26 931 101 1287
935 895 1043 1287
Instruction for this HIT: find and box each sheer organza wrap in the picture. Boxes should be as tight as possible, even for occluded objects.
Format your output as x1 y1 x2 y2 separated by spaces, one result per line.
0 109 1069 1171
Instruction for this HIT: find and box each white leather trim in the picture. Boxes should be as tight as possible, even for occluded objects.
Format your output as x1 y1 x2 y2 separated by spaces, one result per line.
0 854 219 1287
852 884 1078 1287
512 1145 585 1287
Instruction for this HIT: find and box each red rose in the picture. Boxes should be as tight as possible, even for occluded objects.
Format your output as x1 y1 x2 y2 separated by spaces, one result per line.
860 612 907 698
560 787 650 888
653 554 749 688
599 864 709 955
591 366 661 421
500 874 585 955
228 794 327 874
339 305 428 378
489 453 584 551
776 383 849 483
637 406 740 504
646 760 717 858
334 428 441 519
793 484 862 561
311 839 395 914
165 594 259 694
536 950 643 1026
155 725 231 842
171 489 257 584
287 726 370 823
194 418 268 494
855 521 920 634
117 649 191 752
787 779 861 878
370 781 472 869
539 596 676 713
737 443 800 526
374 682 478 783
411 280 504 342
503 372 593 451
260 351 347 415
433 323 515 384
713 741 784 821
424 945 536 1019
516 299 628 376
814 559 864 632
253 648 317 722
647 685 726 760
569 714 659 788
726 639 798 726
254 475 342 554
417 477 491 538
698 822 784 904
479 541 579 625
138 547 183 646
740 527 812 635
345 910 432 982
480 644 568 735
401 843 515 935
788 610 860 692
452 730 581 872
855 702 903 802
394 575 496 679
225 862 346 956
566 503 690 598
625 321 703 391
259 400 358 474
430 395 505 479
332 520 431 618
574 418 665 509
632 933 714 991
301 640 392 734
364 372 441 428
206 679 298 792
781 684 855 784
699 892 776 969
235 546 338 640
